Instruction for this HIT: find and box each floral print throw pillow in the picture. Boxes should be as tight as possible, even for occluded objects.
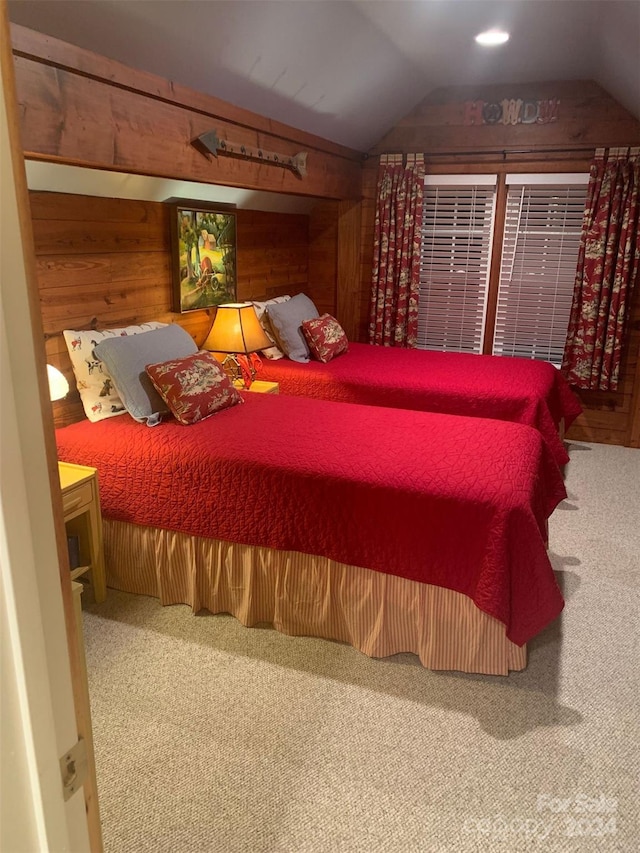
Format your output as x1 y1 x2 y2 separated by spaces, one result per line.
301 315 349 363
145 352 243 425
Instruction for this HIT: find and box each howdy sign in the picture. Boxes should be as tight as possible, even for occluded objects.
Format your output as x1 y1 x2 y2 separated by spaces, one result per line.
463 98 560 126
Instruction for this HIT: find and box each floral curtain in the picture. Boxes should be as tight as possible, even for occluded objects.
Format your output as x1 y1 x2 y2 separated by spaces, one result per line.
369 154 424 347
562 148 640 391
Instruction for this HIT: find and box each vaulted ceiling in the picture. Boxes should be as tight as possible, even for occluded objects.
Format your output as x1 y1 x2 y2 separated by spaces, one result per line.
8 0 640 151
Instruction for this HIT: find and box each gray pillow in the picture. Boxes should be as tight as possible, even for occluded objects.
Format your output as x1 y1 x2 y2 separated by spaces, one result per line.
94 324 197 425
266 293 319 362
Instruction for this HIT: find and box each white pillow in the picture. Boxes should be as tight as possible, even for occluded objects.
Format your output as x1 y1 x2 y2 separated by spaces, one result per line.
63 322 167 422
252 296 290 360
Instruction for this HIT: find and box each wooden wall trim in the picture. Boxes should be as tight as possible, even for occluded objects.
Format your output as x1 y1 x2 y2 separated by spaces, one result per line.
482 173 506 355
422 154 593 175
11 25 363 200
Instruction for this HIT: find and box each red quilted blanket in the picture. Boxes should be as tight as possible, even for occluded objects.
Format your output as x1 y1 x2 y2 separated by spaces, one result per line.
259 343 582 466
56 394 567 645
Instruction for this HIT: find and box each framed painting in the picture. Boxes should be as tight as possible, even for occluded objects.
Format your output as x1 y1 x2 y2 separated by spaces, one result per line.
171 203 237 313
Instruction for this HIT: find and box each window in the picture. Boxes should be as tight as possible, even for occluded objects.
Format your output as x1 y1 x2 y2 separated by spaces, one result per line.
418 173 588 365
418 176 495 354
494 176 588 365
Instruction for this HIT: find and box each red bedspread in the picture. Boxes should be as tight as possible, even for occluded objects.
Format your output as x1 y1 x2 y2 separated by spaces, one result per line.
56 394 567 645
259 343 582 466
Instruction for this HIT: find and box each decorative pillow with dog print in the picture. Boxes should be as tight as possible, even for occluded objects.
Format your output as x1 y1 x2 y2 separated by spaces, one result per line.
63 322 166 422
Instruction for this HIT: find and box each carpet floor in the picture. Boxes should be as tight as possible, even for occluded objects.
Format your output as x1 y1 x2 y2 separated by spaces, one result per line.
82 441 639 852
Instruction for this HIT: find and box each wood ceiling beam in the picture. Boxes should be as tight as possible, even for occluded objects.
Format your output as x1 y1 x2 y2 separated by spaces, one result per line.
11 23 364 201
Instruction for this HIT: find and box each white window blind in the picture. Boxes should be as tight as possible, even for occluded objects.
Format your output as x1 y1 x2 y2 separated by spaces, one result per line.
493 180 588 366
418 180 495 354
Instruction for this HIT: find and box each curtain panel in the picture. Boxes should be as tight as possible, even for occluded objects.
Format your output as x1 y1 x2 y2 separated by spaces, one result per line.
369 154 424 347
562 148 640 391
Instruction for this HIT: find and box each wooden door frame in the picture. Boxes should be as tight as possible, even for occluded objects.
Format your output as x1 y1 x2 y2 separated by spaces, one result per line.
1 1 102 849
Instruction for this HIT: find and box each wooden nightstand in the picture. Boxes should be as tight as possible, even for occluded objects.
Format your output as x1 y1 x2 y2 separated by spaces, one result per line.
244 380 279 394
58 461 107 602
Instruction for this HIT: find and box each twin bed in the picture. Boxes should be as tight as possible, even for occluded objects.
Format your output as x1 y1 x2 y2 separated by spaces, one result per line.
56 362 574 675
258 342 581 467
55 302 581 675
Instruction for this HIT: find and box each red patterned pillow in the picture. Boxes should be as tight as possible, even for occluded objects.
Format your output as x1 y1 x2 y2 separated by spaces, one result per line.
145 352 243 425
301 315 349 363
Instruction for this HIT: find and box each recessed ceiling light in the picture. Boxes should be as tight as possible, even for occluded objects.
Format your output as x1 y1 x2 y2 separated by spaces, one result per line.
475 29 510 47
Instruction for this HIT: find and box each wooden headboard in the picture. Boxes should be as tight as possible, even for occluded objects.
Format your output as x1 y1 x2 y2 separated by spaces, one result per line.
33 192 312 427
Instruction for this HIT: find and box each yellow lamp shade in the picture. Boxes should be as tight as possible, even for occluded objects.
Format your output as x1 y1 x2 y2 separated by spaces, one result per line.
203 303 272 354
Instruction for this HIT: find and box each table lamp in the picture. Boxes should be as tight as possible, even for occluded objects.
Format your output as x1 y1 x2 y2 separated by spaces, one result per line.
47 364 70 401
203 302 272 388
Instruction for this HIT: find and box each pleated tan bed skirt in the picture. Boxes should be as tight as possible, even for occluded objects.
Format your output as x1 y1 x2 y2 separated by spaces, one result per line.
103 519 527 675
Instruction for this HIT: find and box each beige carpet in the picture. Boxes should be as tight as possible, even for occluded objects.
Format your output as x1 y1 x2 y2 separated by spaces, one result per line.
81 441 639 852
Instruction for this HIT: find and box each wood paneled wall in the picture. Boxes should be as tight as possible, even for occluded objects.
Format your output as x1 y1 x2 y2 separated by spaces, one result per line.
237 209 310 302
11 24 363 201
361 81 640 447
306 199 365 341
34 191 311 427
308 201 339 318
336 200 364 343
13 23 360 414
372 80 640 156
